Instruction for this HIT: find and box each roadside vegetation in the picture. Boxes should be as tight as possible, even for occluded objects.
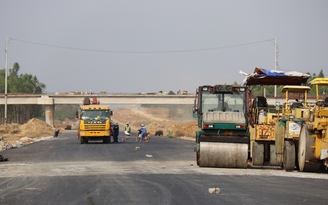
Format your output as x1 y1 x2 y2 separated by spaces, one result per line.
0 63 45 124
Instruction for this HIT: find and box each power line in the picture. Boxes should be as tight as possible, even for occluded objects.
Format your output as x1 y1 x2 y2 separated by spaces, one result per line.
11 38 274 54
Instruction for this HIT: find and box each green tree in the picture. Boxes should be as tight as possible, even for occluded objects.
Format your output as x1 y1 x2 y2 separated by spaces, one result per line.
0 62 46 124
306 69 326 95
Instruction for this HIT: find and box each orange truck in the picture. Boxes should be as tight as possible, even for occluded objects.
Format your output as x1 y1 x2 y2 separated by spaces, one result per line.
77 97 113 144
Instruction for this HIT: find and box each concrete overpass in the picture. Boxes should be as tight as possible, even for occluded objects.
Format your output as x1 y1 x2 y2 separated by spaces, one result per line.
0 94 195 126
0 94 315 126
0 94 195 105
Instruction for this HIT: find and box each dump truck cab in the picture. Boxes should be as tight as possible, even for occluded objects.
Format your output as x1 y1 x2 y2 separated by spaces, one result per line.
77 97 113 144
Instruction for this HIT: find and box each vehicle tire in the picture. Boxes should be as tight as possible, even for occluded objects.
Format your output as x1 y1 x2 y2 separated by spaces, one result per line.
252 142 264 165
136 136 140 142
80 137 85 144
283 141 295 171
145 135 150 142
145 133 150 142
269 144 280 166
103 138 110 144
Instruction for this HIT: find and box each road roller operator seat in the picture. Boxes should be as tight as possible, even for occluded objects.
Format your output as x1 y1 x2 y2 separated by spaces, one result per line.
290 102 303 109
218 102 230 111
257 96 268 108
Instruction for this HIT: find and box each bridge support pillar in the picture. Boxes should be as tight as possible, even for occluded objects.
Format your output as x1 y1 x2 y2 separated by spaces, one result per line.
44 105 54 127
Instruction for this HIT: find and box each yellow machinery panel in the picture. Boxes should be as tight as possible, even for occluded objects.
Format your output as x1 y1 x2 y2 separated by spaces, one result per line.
255 124 275 141
294 108 310 120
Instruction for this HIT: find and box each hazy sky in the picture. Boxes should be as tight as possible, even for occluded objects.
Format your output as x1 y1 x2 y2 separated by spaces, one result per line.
1 1 327 94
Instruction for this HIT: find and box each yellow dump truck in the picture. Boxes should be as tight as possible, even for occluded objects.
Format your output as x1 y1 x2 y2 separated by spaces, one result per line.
77 97 113 144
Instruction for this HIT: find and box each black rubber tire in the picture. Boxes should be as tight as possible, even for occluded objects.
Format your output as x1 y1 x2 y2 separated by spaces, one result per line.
103 138 110 144
145 134 150 142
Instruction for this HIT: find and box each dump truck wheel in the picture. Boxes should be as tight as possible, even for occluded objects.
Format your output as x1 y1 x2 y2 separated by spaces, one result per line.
80 137 85 144
103 138 110 144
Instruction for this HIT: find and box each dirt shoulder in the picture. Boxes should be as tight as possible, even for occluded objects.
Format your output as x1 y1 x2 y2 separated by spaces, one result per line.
0 118 61 151
0 106 198 152
111 106 198 138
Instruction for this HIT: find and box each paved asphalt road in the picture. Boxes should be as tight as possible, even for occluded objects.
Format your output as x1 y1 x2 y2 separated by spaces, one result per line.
0 131 327 205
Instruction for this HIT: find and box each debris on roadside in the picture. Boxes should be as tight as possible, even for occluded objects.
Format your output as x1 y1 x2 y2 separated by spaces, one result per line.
65 125 72 130
208 187 220 194
0 154 8 162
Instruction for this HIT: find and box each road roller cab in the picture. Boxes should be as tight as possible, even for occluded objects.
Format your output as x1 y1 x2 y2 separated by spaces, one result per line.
193 84 250 168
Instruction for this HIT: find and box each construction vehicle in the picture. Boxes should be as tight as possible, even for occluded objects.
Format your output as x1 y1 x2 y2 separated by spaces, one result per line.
298 78 328 171
249 95 281 167
249 86 311 170
193 84 250 168
77 97 113 144
242 67 310 170
275 85 311 170
181 90 188 95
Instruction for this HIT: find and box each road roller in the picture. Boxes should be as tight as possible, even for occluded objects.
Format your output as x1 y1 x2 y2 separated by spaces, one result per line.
298 78 328 172
193 84 250 168
248 86 312 171
242 67 311 171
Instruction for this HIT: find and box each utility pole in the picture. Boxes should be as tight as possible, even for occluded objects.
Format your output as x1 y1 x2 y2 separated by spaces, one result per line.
274 37 278 98
4 37 8 125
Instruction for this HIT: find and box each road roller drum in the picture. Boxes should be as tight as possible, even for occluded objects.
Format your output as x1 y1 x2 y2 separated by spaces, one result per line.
198 142 248 168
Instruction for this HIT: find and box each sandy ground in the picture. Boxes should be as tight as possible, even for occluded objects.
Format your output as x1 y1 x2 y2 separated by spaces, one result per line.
111 106 198 139
0 118 57 141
